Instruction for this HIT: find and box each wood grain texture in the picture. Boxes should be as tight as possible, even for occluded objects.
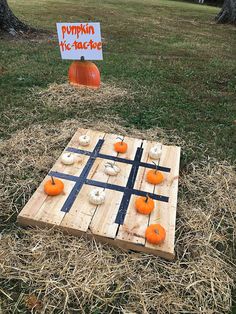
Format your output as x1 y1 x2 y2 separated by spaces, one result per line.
17 128 180 260
145 145 181 257
116 140 161 245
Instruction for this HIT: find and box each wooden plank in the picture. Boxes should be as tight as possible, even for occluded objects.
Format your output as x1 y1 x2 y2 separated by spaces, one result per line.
52 153 89 176
87 132 122 238
60 185 98 232
17 127 181 260
134 140 161 193
17 176 75 227
116 140 161 245
89 190 123 238
17 177 50 225
87 158 132 187
33 178 75 225
89 134 143 239
68 128 105 151
59 130 106 232
18 127 100 226
145 145 180 258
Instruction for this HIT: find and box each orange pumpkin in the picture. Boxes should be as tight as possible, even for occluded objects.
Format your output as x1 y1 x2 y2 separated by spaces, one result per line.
68 59 100 88
44 177 64 196
114 137 128 153
145 224 166 245
146 162 164 185
135 195 154 215
146 169 164 185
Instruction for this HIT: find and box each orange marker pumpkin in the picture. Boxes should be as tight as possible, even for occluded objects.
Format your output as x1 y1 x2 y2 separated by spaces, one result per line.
145 224 166 245
68 57 100 89
135 195 154 215
146 162 164 185
44 177 64 196
114 137 128 153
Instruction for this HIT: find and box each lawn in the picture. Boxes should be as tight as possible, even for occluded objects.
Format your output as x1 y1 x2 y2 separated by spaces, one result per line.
1 0 235 163
0 0 235 313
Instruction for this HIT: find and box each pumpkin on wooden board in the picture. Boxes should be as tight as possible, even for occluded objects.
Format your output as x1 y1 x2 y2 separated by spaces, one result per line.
68 58 100 88
89 189 106 205
145 224 166 245
78 135 90 146
104 161 120 176
135 195 154 215
146 162 164 185
114 136 128 153
44 177 64 196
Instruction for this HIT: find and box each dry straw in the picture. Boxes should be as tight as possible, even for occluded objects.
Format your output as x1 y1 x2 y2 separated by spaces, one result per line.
0 83 235 313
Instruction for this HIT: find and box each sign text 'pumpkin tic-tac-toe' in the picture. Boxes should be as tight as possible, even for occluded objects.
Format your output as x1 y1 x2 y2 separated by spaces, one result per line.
56 22 103 60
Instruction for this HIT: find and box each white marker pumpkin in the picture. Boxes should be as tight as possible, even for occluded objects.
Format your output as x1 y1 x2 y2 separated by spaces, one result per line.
104 161 120 176
61 153 75 165
89 189 106 205
149 145 162 160
79 135 90 146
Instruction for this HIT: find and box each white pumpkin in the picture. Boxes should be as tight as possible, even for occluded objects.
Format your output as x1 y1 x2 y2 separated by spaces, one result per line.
89 189 106 205
149 145 162 160
79 135 90 146
104 161 120 176
61 153 75 165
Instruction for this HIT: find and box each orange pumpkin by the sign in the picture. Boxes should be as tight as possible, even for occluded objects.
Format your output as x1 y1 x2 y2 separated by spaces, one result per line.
68 59 100 88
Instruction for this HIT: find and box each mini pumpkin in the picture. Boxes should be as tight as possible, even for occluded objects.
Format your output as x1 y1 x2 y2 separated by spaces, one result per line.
104 161 120 176
44 177 64 196
89 189 106 205
79 135 90 146
145 224 166 245
135 195 154 215
61 152 75 165
149 144 162 160
68 58 100 89
146 162 164 185
114 136 128 153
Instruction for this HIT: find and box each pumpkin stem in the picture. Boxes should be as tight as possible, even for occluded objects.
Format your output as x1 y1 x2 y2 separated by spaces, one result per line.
145 194 149 203
152 161 158 174
51 176 55 185
154 228 159 235
116 136 124 143
80 56 85 61
95 191 100 196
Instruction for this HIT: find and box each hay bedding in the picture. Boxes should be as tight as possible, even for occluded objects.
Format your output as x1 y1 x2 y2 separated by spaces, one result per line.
38 82 133 111
0 85 236 313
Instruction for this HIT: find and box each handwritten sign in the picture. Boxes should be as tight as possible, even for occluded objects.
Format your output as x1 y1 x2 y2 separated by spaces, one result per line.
56 22 103 60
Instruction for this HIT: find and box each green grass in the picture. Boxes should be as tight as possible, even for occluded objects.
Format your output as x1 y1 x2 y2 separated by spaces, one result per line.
1 0 235 164
0 0 235 312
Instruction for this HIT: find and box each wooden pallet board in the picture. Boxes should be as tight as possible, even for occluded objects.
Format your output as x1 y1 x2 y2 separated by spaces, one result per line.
17 128 181 260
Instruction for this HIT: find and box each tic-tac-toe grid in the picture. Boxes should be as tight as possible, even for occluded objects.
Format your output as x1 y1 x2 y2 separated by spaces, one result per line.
17 128 181 260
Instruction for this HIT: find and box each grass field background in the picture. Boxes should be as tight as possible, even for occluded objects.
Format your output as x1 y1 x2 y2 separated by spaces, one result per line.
0 0 235 312
1 0 235 164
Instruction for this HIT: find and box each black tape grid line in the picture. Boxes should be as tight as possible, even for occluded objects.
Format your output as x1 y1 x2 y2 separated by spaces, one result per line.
66 146 171 173
49 139 170 224
57 138 105 213
48 172 169 203
115 146 143 224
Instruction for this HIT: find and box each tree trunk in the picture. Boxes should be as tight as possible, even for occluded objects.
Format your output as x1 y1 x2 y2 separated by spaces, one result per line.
215 0 236 24
0 0 29 34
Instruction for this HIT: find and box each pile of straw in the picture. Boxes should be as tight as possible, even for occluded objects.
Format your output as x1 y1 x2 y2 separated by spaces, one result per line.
0 84 235 313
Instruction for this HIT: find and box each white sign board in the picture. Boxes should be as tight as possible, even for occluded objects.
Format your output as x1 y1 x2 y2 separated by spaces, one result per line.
56 22 103 60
